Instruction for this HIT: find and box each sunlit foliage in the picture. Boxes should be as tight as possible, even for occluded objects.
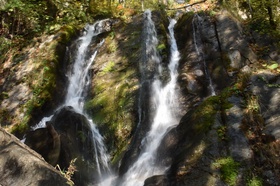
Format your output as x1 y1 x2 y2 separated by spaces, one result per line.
223 0 280 36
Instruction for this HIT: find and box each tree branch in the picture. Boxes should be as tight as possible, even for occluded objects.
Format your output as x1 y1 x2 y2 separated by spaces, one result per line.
167 0 206 10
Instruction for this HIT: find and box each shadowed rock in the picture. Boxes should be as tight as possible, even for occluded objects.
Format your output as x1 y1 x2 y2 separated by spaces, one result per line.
0 128 69 186
25 106 101 186
25 123 61 166
144 175 169 186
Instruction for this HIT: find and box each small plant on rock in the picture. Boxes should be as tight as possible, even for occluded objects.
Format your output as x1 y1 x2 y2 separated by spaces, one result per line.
55 158 77 186
247 176 262 186
213 156 240 186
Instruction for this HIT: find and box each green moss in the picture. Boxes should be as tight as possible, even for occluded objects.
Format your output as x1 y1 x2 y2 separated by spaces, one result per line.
59 25 79 43
217 126 228 141
175 12 195 31
102 61 116 73
191 90 234 135
247 177 262 186
9 26 77 136
107 40 118 53
157 43 166 52
193 96 220 133
85 63 137 163
213 157 240 186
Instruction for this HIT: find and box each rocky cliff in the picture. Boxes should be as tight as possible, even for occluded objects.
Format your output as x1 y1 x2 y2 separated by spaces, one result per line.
0 1 280 185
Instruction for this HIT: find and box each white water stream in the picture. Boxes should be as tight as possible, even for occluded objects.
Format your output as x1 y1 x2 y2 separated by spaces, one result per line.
31 21 112 182
121 10 180 186
192 14 216 96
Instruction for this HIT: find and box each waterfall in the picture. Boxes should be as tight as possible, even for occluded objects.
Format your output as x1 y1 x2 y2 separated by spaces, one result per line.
121 10 180 186
65 33 104 112
192 14 216 96
31 20 112 182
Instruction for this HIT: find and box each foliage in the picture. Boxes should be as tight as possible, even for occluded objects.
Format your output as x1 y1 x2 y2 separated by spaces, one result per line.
88 0 185 19
0 0 89 44
157 43 166 52
213 157 240 186
244 95 260 113
56 158 77 186
51 0 88 26
223 0 280 37
1 0 50 37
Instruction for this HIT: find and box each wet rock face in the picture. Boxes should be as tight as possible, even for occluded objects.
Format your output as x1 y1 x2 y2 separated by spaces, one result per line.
51 106 98 186
118 10 169 176
94 19 113 33
25 106 99 186
156 108 200 166
176 11 257 99
176 13 229 98
144 10 261 185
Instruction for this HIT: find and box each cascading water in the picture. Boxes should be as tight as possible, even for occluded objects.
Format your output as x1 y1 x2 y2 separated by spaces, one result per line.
121 10 180 186
63 25 112 179
65 25 104 112
31 21 112 183
192 14 216 96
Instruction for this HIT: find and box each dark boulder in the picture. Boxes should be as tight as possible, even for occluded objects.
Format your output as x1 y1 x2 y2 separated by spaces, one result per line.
25 122 61 166
25 106 103 186
144 175 170 186
52 106 104 185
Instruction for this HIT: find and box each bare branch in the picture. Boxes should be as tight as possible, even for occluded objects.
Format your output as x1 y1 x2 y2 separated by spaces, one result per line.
167 0 206 10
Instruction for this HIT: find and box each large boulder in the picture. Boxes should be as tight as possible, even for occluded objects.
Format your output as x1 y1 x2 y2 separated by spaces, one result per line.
25 106 106 186
51 106 99 186
0 128 69 186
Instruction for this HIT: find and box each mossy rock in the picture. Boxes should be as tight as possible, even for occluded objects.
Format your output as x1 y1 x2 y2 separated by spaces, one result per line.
9 26 79 137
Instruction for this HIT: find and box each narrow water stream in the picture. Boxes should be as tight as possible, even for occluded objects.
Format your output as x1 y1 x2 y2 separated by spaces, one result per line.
121 10 181 186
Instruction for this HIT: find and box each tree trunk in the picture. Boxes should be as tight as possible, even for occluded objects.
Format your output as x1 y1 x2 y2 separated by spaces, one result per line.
267 6 276 29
